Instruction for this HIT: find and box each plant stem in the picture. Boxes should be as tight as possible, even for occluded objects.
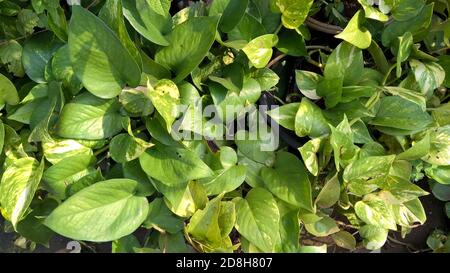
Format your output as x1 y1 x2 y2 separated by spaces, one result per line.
86 0 100 10
0 29 48 46
305 17 343 35
274 23 283 35
306 57 323 69
267 53 287 68
387 235 418 252
306 45 333 52
430 46 450 55
94 145 110 157
381 64 397 86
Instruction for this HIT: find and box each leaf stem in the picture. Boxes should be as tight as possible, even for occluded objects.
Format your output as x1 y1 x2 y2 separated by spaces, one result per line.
274 23 283 35
86 0 100 10
267 53 287 68
305 17 343 35
306 45 333 52
305 57 323 69
94 145 110 157
0 29 48 46
381 64 397 86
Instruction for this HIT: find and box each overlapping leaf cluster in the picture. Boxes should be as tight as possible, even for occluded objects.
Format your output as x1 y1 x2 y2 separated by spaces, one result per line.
0 0 449 253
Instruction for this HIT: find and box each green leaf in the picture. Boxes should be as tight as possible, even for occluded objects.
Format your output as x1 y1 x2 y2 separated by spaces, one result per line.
242 34 278 68
299 138 322 176
0 40 25 77
409 60 445 97
370 96 432 134
158 232 192 253
122 159 155 196
216 0 249 33
237 155 266 188
139 143 214 186
437 55 450 88
199 165 246 196
267 103 299 131
44 179 149 242
98 0 142 66
393 198 426 227
219 146 238 169
389 0 426 22
318 42 363 107
119 87 154 117
48 6 68 42
122 0 172 46
276 201 300 252
359 225 388 250
147 80 180 132
425 165 450 185
315 174 340 208
42 138 93 164
57 93 124 140
331 231 356 250
0 73 19 108
429 181 450 202
68 6 141 98
343 155 396 195
187 195 235 251
141 50 171 80
0 120 4 155
110 134 153 163
351 119 373 144
335 10 372 49
355 199 397 230
261 151 313 211
22 31 62 83
235 130 276 165
43 154 97 199
227 12 266 41
143 198 184 234
397 132 430 160
423 126 450 166
295 70 322 100
298 245 327 253
357 0 389 22
324 42 364 86
0 157 44 228
295 97 330 138
330 116 358 170
234 187 280 253
383 86 426 111
66 169 104 197
394 32 413 78
155 16 219 82
17 9 40 35
112 234 140 253
8 100 41 124
381 3 433 46
273 0 314 29
158 180 208 217
51 45 82 95
276 29 307 57
426 229 447 250
251 67 280 90
305 215 340 237
16 198 58 246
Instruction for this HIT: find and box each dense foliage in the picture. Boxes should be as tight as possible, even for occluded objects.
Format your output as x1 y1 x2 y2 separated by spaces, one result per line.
0 0 449 253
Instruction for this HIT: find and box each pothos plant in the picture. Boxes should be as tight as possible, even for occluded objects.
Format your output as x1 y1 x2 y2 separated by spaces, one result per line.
0 0 449 253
